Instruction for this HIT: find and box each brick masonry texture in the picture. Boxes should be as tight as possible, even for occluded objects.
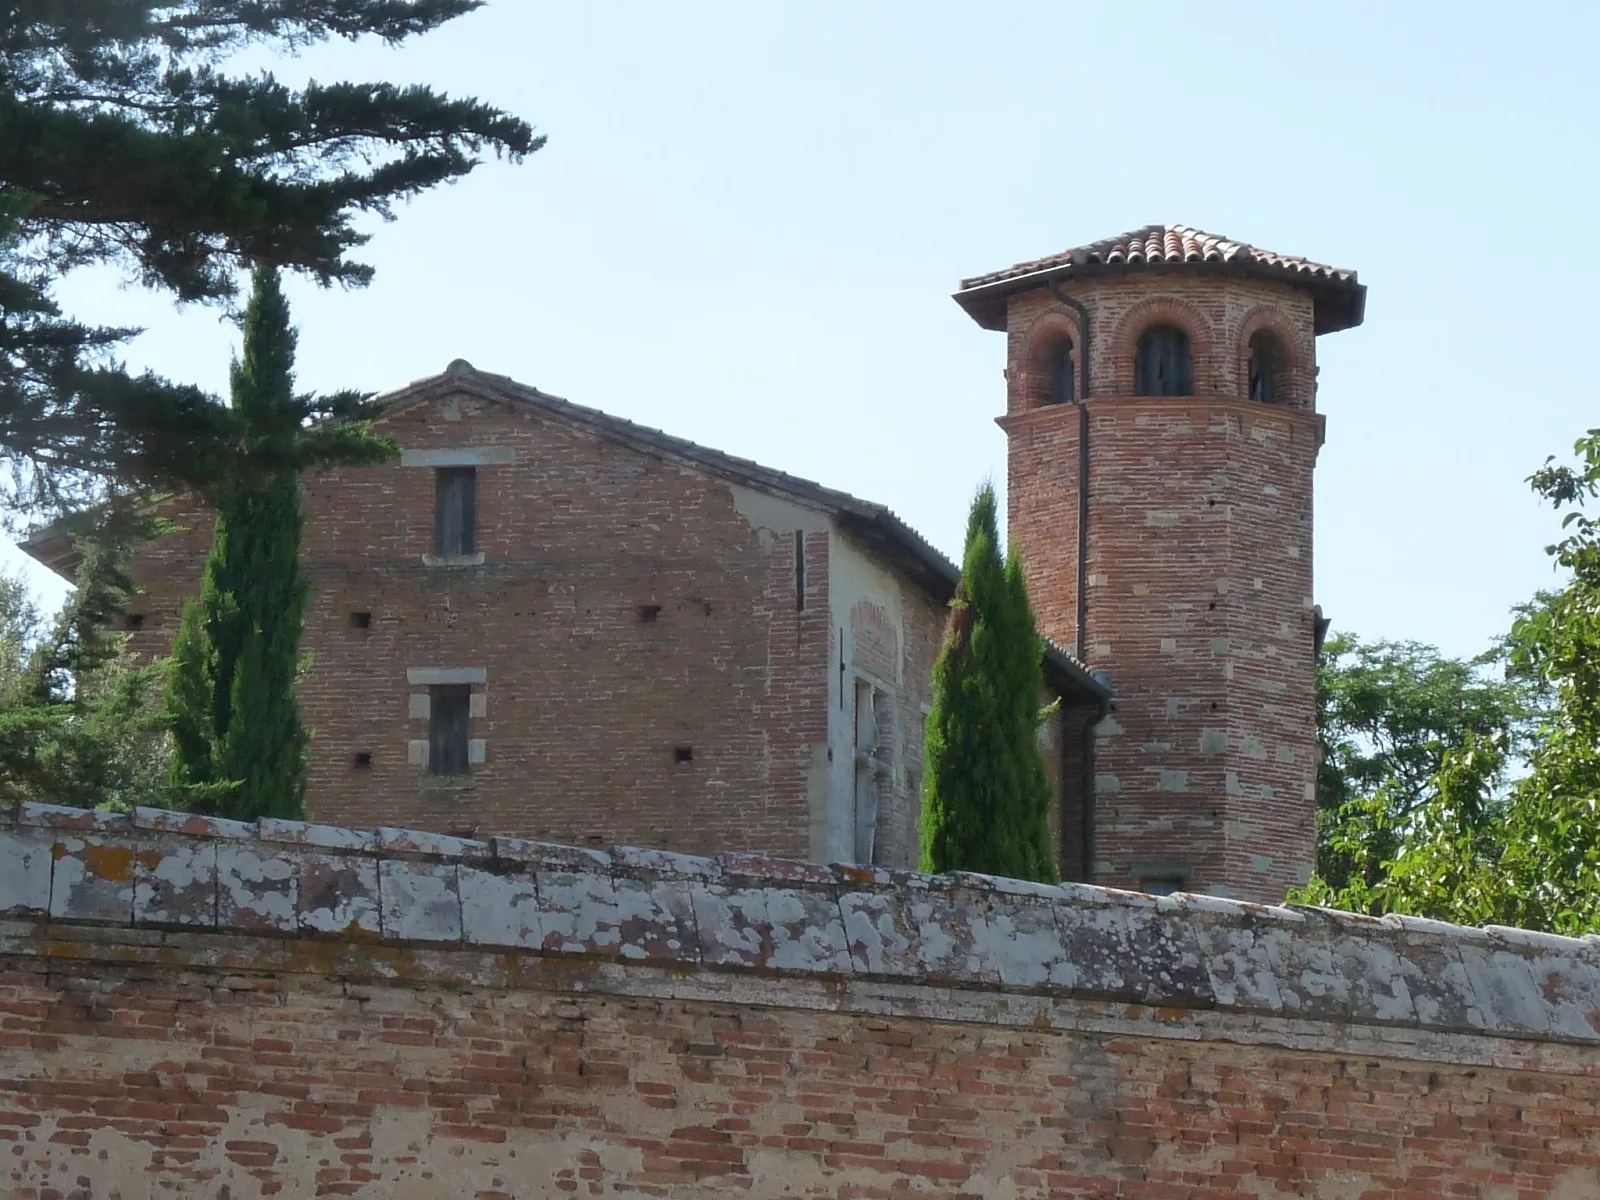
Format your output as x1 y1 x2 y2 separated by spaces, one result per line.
120 385 828 858
70 369 1075 872
48 365 1096 876
1000 274 1328 903
6 804 1600 1197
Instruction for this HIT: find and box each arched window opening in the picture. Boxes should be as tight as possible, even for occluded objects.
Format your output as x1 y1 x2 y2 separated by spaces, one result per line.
1135 324 1193 397
1047 340 1076 405
1249 331 1282 403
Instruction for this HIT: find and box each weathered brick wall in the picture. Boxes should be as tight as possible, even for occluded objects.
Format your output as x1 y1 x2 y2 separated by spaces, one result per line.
87 376 978 871
110 384 838 859
6 803 1600 1198
831 535 949 872
1001 277 1325 903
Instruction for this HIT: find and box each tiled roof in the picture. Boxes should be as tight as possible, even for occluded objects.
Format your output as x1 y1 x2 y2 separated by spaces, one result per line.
959 224 1356 291
954 224 1365 334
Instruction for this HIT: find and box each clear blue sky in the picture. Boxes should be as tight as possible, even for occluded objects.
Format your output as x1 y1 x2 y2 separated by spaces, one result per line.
4 1 1596 659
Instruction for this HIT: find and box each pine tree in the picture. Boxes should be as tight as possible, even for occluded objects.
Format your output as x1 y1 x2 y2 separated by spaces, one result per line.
167 267 309 820
921 484 1058 882
1 2 540 515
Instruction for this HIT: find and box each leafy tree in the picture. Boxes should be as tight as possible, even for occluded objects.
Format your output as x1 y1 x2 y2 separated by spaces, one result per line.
1444 432 1600 932
921 483 1057 882
167 266 313 820
1307 634 1531 904
1302 431 1600 934
0 519 177 811
1 1 540 516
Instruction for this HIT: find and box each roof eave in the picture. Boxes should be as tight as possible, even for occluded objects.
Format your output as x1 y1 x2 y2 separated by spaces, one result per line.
1043 642 1112 702
834 510 960 601
19 532 80 580
953 258 1366 335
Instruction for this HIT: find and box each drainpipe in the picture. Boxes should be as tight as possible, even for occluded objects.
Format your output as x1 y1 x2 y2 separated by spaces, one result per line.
1048 276 1098 882
1047 277 1092 660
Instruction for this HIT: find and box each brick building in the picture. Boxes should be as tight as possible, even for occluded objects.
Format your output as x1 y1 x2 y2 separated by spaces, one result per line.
24 223 1363 903
954 225 1365 902
24 362 1106 872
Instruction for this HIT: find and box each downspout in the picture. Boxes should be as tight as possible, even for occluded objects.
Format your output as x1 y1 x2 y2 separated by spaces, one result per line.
1047 276 1092 653
1048 276 1098 882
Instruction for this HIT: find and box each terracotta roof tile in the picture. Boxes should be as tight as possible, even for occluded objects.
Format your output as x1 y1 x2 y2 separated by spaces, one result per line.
954 224 1364 335
958 224 1357 291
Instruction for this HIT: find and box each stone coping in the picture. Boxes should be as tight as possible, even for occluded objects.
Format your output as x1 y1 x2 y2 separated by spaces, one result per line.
2 802 1598 1047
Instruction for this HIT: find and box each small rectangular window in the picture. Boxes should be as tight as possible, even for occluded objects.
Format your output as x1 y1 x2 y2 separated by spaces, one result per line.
434 467 477 557
428 684 471 776
1140 877 1186 897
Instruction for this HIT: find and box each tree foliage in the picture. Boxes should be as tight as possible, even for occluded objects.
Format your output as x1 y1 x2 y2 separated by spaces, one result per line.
1306 634 1532 903
0 518 176 811
921 483 1057 882
1 1 540 514
167 266 311 820
1300 431 1600 934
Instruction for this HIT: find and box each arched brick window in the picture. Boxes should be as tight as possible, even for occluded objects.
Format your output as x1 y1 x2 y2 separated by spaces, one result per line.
1238 306 1309 408
1048 339 1076 405
1135 324 1193 397
1015 311 1081 411
1248 331 1283 403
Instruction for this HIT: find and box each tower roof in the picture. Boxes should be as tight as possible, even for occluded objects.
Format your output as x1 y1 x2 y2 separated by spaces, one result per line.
954 224 1365 335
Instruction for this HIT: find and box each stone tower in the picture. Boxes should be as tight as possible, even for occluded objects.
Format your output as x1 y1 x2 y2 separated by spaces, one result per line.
954 226 1365 903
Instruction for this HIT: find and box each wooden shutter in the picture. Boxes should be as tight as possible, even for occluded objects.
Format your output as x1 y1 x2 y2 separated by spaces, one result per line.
1048 342 1076 405
428 685 472 775
434 468 477 556
1249 336 1276 403
1171 330 1193 395
1135 326 1193 397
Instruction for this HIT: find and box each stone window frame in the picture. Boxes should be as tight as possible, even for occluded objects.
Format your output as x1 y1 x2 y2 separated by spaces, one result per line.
401 447 515 567
406 667 488 782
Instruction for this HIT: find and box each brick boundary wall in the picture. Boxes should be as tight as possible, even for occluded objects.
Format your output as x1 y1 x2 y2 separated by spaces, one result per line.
6 802 1600 1196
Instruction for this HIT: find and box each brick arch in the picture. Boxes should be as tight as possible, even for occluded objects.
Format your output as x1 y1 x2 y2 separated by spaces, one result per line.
1012 310 1083 411
1237 304 1314 410
1107 297 1217 396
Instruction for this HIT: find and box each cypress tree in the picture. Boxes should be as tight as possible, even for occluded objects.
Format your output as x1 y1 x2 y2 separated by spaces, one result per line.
921 484 1058 882
168 267 309 820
